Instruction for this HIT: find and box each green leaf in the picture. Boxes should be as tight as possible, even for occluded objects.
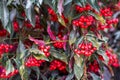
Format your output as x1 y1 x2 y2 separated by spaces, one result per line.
80 0 87 6
97 50 109 64
29 48 44 55
31 67 40 80
5 21 13 35
13 58 22 69
87 35 102 50
74 64 83 80
25 5 35 27
10 9 16 22
26 0 35 9
32 67 47 80
33 54 49 61
5 60 15 75
58 15 66 27
38 0 43 5
73 0 82 6
74 55 83 67
64 0 72 6
65 73 74 80
29 48 49 61
87 0 100 12
69 30 77 45
19 65 29 80
76 36 83 47
89 73 101 80
7 0 14 5
0 1 9 27
50 50 68 64
89 12 105 24
17 41 26 59
63 1 72 23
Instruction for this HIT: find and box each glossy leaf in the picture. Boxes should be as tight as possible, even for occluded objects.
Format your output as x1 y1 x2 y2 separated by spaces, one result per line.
7 0 14 5
64 0 72 6
38 0 43 5
87 0 100 12
19 65 29 80
69 30 77 45
89 12 105 24
76 36 84 47
5 60 15 75
29 36 45 46
50 49 68 64
63 35 67 50
74 64 83 80
26 0 34 9
74 55 83 67
65 73 74 80
80 0 87 6
10 9 16 22
0 1 9 27
16 41 26 59
33 54 49 61
87 35 102 50
5 21 13 35
25 5 35 27
47 24 56 40
29 48 49 61
58 15 66 27
89 73 101 80
57 0 64 16
31 67 40 80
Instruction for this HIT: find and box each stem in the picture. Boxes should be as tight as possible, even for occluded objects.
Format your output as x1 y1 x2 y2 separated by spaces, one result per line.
45 40 68 44
82 57 88 80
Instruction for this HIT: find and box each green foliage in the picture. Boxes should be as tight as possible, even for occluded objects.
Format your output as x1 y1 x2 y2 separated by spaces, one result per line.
0 0 119 80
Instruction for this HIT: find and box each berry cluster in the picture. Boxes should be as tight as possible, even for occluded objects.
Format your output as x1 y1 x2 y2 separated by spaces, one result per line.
38 45 51 57
48 7 68 23
53 41 64 49
72 16 94 28
97 18 118 30
24 20 33 28
53 34 64 49
0 29 7 37
0 44 13 55
0 66 18 79
74 42 96 56
75 4 91 12
105 50 119 67
49 60 66 72
98 23 110 30
13 20 19 32
25 56 45 67
106 18 118 25
48 7 58 21
24 16 42 29
88 60 99 73
21 11 26 17
100 8 113 17
34 16 43 30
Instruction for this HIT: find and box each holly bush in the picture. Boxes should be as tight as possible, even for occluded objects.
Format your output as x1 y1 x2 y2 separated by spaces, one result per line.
0 0 119 80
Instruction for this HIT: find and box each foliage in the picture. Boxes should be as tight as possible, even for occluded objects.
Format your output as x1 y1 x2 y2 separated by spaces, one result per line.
0 0 119 80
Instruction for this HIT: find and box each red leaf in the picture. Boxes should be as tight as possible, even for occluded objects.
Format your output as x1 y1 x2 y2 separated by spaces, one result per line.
57 0 64 16
47 24 56 40
63 35 67 50
29 36 45 46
